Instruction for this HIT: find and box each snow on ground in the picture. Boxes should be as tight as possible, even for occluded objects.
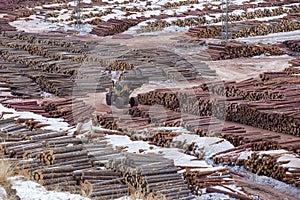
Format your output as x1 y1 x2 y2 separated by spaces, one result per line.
105 132 233 168
0 14 7 18
0 104 71 132
0 186 7 199
9 15 93 34
252 54 291 59
10 178 90 200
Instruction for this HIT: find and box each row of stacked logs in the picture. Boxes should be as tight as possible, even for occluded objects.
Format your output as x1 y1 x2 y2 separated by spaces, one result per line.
90 18 142 37
107 153 193 200
184 167 251 199
188 18 300 39
141 5 300 33
207 42 286 60
283 40 300 52
41 98 94 126
284 58 300 75
213 149 300 188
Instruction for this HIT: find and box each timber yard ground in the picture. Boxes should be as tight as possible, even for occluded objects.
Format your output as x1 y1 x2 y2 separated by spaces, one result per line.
0 0 300 200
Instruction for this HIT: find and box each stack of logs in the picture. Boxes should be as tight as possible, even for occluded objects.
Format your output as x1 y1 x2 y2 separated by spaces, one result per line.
41 98 94 126
206 42 286 60
213 149 300 188
0 118 131 199
135 70 300 136
90 18 141 36
285 58 300 75
283 40 300 52
2 101 50 118
184 167 252 199
107 153 193 200
188 18 300 39
130 129 181 148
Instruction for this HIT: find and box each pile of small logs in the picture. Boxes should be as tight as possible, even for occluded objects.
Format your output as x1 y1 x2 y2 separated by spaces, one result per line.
283 40 300 52
0 18 17 32
220 131 280 151
41 98 94 126
131 129 180 147
226 99 300 136
135 68 300 136
90 18 141 37
73 169 129 200
211 76 297 101
184 142 205 159
285 58 300 75
96 114 120 131
107 153 193 199
2 101 50 118
187 25 222 39
136 88 241 119
32 74 75 97
207 42 286 60
184 167 251 199
213 149 300 188
188 18 300 39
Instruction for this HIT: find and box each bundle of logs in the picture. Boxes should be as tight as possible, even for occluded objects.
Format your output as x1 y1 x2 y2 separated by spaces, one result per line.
220 131 280 151
285 58 300 75
73 169 129 199
41 98 94 126
2 101 50 118
283 40 300 52
188 18 300 39
0 18 16 32
90 18 141 36
130 129 181 147
107 153 193 200
184 167 251 200
206 42 285 60
213 149 300 188
208 76 299 101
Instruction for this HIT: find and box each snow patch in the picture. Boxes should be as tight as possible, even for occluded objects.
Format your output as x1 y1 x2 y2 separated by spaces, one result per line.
11 179 90 200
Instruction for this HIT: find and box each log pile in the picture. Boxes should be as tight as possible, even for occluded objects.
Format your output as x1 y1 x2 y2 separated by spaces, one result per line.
220 131 280 151
285 58 300 75
135 70 300 136
209 76 298 101
207 42 286 60
184 167 251 199
283 40 300 52
187 26 222 39
90 18 141 37
74 169 129 200
131 129 181 147
0 18 16 32
226 99 300 136
2 101 50 118
213 149 300 188
107 153 193 199
41 98 94 126
0 117 132 197
188 18 300 39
